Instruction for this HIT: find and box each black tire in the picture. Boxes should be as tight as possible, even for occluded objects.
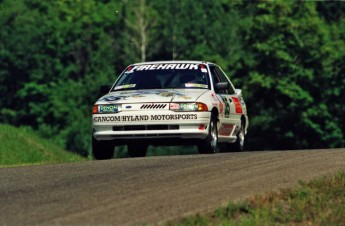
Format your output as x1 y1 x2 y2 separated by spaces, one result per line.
221 122 245 152
198 112 218 154
92 137 115 160
127 143 148 157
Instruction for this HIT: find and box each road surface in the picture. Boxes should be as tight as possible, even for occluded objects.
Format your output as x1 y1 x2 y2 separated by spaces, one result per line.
1 149 344 225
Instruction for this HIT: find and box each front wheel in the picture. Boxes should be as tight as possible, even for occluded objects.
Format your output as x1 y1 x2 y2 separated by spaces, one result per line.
198 113 218 154
92 137 115 160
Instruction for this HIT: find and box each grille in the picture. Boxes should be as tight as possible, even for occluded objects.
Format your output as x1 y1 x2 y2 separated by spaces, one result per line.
113 125 179 131
140 104 167 109
111 134 182 138
125 125 145 131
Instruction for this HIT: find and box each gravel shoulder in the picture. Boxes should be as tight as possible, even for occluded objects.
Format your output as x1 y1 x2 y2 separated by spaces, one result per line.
1 149 344 225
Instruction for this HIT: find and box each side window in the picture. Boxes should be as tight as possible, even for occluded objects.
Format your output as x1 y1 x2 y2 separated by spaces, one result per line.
215 66 236 94
209 66 226 94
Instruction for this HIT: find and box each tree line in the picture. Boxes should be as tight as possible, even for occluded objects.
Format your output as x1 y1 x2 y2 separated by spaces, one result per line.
1 0 344 156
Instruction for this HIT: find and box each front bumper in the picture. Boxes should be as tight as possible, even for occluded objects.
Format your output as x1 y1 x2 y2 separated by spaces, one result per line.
92 111 211 142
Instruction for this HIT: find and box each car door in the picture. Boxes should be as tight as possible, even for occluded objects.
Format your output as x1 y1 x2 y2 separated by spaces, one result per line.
209 65 242 139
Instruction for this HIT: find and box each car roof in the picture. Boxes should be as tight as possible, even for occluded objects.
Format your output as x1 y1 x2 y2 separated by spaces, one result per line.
131 60 214 66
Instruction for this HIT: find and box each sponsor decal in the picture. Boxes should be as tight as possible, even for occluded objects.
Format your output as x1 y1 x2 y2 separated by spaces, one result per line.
158 91 175 97
141 104 167 109
99 105 119 113
220 95 230 118
185 83 208 88
93 114 198 123
216 95 224 115
178 95 192 100
169 103 179 110
231 97 243 114
114 84 136 90
198 124 207 130
128 64 199 72
131 94 145 98
219 124 234 136
150 114 197 120
211 93 218 103
101 95 128 102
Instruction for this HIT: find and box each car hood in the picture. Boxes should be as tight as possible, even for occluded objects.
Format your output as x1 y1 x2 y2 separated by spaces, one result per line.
96 89 208 104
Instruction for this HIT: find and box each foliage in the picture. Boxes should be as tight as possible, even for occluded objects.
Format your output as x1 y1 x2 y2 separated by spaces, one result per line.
0 0 344 155
236 1 345 149
1 0 120 155
0 124 85 166
170 172 345 226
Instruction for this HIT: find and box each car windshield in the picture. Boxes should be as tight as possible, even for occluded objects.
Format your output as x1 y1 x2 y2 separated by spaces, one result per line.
112 63 210 91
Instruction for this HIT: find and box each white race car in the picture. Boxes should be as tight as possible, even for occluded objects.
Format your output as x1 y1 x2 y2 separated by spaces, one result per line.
92 61 248 159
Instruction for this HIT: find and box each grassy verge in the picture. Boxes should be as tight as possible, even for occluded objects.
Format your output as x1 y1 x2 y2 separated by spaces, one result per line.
0 124 85 167
171 172 345 226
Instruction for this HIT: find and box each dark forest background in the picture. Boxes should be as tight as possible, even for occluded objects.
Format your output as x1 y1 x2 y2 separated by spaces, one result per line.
1 0 344 156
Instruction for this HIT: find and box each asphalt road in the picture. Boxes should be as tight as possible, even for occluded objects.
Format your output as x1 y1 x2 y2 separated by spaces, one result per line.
1 149 344 226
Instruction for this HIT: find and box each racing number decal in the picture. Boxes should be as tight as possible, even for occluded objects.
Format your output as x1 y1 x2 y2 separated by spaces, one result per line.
220 95 230 118
231 97 243 114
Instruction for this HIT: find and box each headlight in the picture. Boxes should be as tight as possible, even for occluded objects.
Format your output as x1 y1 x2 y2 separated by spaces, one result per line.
169 102 208 111
92 104 122 114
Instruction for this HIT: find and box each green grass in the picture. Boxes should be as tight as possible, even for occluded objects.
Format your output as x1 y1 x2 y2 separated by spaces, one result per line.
171 172 345 226
0 124 85 167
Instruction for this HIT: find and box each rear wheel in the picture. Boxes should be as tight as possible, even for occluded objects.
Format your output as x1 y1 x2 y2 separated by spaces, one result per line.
198 112 218 154
92 137 115 160
127 143 148 157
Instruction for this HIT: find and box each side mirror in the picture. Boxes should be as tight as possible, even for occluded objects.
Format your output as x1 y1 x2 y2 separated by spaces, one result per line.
215 82 229 92
99 85 111 96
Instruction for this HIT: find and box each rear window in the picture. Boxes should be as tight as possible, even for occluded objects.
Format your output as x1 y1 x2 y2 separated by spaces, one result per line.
112 63 210 91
